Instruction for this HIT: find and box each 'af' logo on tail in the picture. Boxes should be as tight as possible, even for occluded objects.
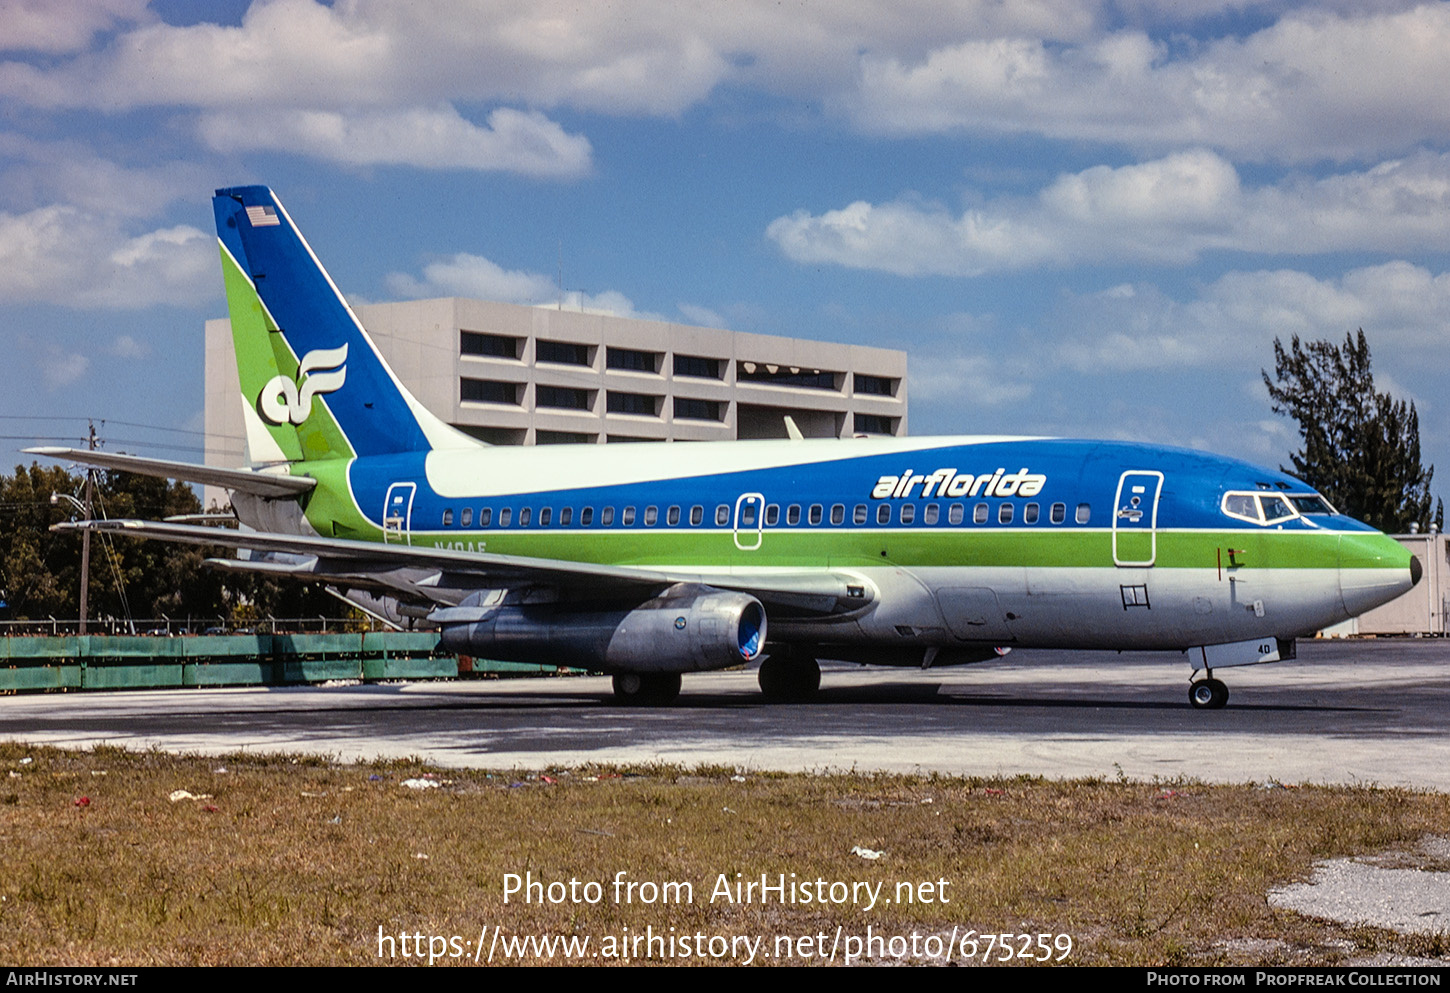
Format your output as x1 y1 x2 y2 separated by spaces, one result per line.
257 344 348 425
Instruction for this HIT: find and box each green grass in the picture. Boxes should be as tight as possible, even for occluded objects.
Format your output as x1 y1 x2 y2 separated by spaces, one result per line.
0 743 1446 966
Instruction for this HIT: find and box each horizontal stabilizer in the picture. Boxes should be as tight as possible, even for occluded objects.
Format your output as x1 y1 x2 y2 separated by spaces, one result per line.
24 447 315 499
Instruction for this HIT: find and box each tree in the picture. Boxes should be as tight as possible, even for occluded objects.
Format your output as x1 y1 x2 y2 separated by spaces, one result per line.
1263 329 1441 533
0 463 348 624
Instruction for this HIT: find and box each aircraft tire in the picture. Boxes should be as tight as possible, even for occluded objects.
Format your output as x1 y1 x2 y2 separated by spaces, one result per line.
758 655 821 703
1189 678 1229 710
612 672 682 706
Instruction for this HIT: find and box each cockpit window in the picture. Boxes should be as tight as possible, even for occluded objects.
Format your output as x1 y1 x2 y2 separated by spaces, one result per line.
1290 494 1336 515
1222 490 1303 526
1222 493 1261 522
1260 494 1296 524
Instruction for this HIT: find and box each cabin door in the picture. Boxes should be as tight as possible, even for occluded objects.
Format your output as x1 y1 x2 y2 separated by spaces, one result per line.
1113 470 1163 567
733 492 764 551
383 482 416 545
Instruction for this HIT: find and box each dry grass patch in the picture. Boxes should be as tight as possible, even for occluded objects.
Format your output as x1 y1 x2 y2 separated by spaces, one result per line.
0 743 1446 966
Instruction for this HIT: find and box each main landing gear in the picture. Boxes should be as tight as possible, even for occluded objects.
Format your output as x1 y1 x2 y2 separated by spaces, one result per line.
1188 672 1229 710
612 672 681 706
758 654 821 703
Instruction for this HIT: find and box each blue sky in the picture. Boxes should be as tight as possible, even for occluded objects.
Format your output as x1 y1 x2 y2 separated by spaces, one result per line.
3 0 1450 503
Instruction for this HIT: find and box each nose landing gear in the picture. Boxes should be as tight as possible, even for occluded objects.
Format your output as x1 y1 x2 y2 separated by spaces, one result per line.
1189 672 1229 709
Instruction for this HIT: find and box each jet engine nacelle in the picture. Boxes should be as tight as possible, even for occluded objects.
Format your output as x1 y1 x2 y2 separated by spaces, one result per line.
435 584 766 674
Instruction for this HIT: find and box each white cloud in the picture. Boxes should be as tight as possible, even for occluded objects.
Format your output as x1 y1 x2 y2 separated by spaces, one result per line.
0 205 213 308
0 132 208 216
385 251 657 319
1052 261 1450 374
767 150 1450 276
198 105 592 177
37 345 88 388
0 0 150 54
849 3 1450 161
109 334 147 358
677 303 727 328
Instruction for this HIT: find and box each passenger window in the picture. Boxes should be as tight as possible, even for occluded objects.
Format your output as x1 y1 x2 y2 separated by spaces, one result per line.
787 504 801 525
853 504 868 525
1024 502 1039 524
830 504 845 525
461 507 472 527
539 507 552 527
559 507 572 526
809 504 823 525
740 502 758 526
999 503 1013 524
948 504 964 525
519 507 531 527
499 508 512 527
715 504 730 526
667 505 680 526
1075 503 1090 524
923 504 939 525
690 505 703 526
765 504 779 526
480 507 492 528
1050 502 1065 524
900 504 915 525
877 504 891 525
442 508 454 527
645 506 658 526
973 503 988 524
581 507 593 527
622 506 636 525
602 506 615 526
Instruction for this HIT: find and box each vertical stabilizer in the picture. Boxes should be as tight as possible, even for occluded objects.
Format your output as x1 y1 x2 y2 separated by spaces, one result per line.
213 186 479 462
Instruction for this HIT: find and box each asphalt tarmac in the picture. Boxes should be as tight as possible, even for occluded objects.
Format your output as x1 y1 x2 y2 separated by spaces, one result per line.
2 637 1448 788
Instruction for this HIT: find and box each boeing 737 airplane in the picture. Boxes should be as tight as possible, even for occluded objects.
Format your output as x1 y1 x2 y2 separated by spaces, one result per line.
33 186 1422 707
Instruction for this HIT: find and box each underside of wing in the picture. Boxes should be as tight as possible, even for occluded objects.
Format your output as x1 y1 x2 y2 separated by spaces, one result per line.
24 448 314 499
52 518 874 618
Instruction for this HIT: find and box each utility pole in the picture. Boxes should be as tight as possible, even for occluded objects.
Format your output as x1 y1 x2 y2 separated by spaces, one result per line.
78 420 95 635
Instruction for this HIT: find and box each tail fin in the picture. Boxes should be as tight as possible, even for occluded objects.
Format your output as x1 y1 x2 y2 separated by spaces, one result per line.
213 186 477 462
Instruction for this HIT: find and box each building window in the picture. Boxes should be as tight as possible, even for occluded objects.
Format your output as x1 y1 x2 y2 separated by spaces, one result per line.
673 354 721 379
536 340 590 366
854 413 896 435
737 363 839 390
460 378 520 405
607 391 659 416
606 347 659 373
536 386 590 410
460 331 520 359
674 397 721 421
853 374 896 396
536 430 595 444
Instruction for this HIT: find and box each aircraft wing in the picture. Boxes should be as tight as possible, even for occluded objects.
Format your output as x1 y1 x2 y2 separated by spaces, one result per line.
52 519 872 616
24 448 315 499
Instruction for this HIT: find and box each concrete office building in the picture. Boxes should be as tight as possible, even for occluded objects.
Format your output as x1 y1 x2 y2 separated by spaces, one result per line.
204 296 908 475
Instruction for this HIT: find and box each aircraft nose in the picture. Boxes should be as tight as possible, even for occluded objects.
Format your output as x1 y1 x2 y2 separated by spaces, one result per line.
1338 533 1417 618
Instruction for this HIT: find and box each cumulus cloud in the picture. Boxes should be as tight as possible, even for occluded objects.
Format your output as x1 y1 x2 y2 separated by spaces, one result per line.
767 150 1450 276
1051 261 1450 374
385 252 658 319
676 303 727 328
849 3 1450 161
4 2 1438 164
0 205 213 308
0 0 151 55
198 105 592 177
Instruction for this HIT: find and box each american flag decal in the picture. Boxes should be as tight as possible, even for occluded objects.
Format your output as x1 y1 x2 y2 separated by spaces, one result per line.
245 205 280 227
